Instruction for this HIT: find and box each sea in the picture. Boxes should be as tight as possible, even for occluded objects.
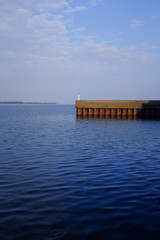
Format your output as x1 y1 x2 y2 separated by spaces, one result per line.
0 104 160 240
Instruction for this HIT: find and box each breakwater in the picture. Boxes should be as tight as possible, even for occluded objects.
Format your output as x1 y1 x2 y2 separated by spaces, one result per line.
75 100 160 118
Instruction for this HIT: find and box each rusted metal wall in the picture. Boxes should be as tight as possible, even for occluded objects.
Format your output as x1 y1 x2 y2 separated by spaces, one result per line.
75 100 160 117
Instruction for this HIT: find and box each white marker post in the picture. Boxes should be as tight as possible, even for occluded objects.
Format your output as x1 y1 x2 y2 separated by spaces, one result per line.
78 92 80 100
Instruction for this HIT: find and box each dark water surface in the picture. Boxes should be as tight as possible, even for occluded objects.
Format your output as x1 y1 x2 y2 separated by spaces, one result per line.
0 105 160 240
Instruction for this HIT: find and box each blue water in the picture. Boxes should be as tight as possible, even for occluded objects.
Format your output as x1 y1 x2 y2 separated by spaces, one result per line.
0 105 160 240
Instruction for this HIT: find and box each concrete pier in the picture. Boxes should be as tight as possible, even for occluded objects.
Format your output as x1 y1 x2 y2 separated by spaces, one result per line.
75 100 160 118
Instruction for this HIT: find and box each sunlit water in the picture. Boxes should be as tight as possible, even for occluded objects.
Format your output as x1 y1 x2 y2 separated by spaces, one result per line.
0 105 160 240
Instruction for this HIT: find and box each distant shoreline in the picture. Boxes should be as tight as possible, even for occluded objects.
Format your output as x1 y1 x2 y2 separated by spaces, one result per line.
0 101 56 105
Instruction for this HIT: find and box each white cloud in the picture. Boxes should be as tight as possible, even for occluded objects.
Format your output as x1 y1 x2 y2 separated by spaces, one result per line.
89 0 104 7
69 42 152 71
0 0 159 103
130 19 146 27
27 14 67 36
22 0 69 12
63 6 88 14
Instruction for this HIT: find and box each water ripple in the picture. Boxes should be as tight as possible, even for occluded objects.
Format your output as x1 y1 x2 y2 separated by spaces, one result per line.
0 105 160 239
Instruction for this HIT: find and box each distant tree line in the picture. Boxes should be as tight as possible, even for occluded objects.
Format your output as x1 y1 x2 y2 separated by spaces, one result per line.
0 101 56 104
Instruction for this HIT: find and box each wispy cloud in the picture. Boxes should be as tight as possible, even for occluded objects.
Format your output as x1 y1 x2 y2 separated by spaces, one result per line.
148 45 160 50
130 19 146 27
63 6 88 14
23 0 69 12
89 0 104 7
151 14 159 20
0 0 159 103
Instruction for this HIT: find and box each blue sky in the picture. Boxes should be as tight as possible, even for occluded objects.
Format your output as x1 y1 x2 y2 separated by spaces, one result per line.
0 0 160 103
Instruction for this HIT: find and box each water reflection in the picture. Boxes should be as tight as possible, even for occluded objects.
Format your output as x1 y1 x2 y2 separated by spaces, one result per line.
77 115 160 120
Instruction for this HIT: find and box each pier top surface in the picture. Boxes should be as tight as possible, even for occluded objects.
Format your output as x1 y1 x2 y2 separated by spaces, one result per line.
75 100 160 109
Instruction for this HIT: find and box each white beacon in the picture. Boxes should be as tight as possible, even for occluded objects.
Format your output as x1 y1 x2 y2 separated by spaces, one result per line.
78 92 80 100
